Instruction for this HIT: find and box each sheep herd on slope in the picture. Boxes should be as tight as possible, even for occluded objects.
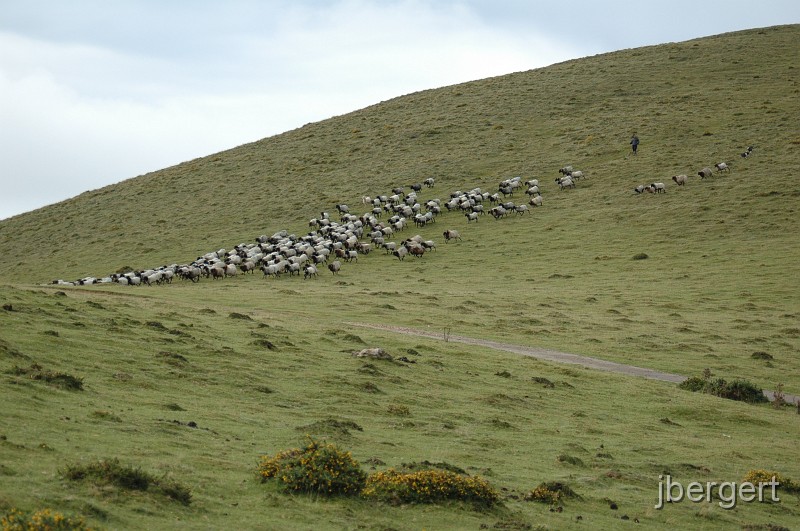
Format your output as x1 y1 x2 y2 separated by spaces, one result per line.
633 146 752 194
52 146 752 287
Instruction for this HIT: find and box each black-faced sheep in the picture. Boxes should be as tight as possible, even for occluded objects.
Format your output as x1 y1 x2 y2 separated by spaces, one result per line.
328 260 341 274
715 162 730 173
650 182 666 193
698 167 713 179
556 176 575 190
671 175 688 186
443 229 462 242
529 195 543 207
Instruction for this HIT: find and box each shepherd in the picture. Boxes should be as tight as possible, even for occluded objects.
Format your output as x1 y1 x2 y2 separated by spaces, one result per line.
630 133 640 155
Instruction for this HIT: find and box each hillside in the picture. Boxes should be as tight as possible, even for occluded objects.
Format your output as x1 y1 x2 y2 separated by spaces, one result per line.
1 25 799 530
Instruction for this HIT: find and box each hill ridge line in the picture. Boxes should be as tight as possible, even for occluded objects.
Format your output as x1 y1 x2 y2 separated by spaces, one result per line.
347 322 797 404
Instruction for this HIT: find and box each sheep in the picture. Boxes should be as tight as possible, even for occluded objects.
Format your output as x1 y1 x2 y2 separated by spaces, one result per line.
335 204 350 214
261 264 280 278
524 179 539 187
303 264 318 279
465 212 479 223
558 166 573 175
634 184 647 194
443 229 462 243
556 176 575 190
407 245 425 258
514 204 529 215
650 182 666 193
715 162 730 173
698 167 713 179
525 185 540 196
490 205 508 219
424 177 435 188
224 263 238 277
393 246 409 261
741 146 754 158
410 183 423 193
421 240 436 251
328 260 341 275
671 175 688 186
569 170 584 180
529 195 543 207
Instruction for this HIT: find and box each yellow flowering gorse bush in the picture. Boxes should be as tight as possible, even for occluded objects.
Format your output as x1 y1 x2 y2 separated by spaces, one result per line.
1 508 91 531
257 438 366 496
362 468 499 506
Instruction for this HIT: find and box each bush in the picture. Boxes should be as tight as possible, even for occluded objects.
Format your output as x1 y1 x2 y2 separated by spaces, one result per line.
524 481 579 505
257 438 366 496
362 468 499 507
743 470 799 494
1 508 90 531
678 374 767 403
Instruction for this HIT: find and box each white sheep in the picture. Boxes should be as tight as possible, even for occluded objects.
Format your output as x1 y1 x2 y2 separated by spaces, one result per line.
671 175 688 186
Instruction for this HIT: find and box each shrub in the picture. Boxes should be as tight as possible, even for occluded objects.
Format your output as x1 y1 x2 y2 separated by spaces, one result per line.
678 374 767 403
524 482 579 504
1 508 91 530
362 468 499 507
257 438 366 496
743 470 799 494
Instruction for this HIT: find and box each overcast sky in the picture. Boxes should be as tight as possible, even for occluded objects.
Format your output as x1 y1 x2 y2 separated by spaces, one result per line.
1 1 797 220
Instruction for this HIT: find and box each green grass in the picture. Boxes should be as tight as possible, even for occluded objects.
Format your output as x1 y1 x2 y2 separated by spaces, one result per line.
0 25 799 530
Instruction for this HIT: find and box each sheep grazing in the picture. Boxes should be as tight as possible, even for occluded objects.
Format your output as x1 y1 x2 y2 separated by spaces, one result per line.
715 162 730 173
443 229 462 243
650 182 666 193
698 167 713 179
328 260 341 275
671 175 688 186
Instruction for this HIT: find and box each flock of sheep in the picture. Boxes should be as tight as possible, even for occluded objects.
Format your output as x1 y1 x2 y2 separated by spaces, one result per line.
52 146 751 287
52 173 557 287
633 146 753 194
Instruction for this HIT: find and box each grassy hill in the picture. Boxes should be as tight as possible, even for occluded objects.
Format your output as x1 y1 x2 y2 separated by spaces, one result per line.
0 25 798 530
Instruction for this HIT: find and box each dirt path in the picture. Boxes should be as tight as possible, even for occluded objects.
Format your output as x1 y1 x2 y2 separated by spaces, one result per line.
348 322 798 405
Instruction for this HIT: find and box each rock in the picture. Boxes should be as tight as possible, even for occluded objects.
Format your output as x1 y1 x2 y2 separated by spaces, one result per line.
353 348 393 361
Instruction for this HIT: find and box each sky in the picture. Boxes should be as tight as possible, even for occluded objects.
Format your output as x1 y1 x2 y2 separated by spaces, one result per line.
1 1 798 221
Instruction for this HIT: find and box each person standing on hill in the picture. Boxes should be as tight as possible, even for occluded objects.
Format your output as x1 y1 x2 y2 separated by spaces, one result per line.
630 134 640 155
